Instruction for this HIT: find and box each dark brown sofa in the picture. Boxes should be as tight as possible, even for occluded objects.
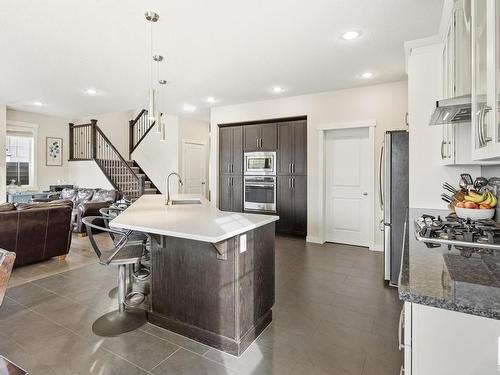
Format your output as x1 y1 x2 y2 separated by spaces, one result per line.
0 200 73 267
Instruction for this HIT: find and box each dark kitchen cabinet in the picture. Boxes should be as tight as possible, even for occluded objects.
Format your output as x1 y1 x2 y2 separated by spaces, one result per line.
219 126 243 174
219 175 243 212
243 123 277 151
277 175 306 236
277 120 307 175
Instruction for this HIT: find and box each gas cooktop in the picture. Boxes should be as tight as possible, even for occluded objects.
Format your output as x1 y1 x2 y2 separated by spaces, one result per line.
414 213 500 256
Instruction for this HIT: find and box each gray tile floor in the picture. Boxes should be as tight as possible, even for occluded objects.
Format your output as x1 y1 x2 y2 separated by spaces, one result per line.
2 235 402 374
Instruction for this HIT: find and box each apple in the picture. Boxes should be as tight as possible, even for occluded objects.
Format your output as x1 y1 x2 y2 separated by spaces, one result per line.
456 201 465 208
464 201 478 209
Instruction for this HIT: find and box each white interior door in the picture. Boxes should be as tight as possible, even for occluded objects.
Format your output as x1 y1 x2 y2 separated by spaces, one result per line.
182 141 207 196
325 127 370 247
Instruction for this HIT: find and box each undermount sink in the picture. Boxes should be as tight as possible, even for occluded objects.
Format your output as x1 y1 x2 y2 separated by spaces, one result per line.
170 198 202 205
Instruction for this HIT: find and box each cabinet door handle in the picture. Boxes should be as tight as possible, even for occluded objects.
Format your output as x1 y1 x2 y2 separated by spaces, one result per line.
477 106 485 146
228 164 231 173
231 177 234 186
256 138 259 148
292 163 295 173
440 140 446 159
289 163 292 173
292 178 295 189
227 177 230 187
231 163 234 173
398 307 406 350
259 138 263 148
288 178 291 188
483 106 492 143
400 365 404 375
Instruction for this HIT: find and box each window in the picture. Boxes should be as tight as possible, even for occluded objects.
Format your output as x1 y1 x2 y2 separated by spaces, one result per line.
6 134 34 186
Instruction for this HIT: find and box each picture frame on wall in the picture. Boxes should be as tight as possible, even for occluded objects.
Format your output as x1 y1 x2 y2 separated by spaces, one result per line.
46 137 63 166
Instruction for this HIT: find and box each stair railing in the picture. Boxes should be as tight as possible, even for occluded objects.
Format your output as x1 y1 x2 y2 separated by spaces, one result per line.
129 109 155 158
69 120 145 199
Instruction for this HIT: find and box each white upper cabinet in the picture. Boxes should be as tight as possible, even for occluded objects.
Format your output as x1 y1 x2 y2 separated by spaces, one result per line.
471 0 500 160
441 0 474 165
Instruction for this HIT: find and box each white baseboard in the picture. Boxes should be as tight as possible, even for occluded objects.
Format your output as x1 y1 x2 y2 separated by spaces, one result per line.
369 244 384 252
306 236 324 244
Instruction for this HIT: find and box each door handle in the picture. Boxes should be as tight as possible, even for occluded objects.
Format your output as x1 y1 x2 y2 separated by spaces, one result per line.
289 163 292 173
288 178 291 188
440 140 446 159
398 307 406 350
259 138 263 148
378 143 384 210
231 163 234 173
292 163 295 174
483 106 492 143
292 178 295 189
256 138 259 148
231 177 234 186
227 177 230 187
228 164 231 173
362 192 368 196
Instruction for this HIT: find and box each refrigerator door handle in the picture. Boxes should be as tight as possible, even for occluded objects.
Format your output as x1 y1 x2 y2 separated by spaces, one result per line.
378 142 384 210
384 224 391 281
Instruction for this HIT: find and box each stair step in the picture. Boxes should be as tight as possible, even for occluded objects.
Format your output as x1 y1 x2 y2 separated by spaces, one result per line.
130 167 140 173
144 181 152 188
126 160 135 167
143 188 158 195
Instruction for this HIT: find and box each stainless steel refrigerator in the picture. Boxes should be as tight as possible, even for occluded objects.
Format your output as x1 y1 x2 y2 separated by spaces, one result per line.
380 130 409 286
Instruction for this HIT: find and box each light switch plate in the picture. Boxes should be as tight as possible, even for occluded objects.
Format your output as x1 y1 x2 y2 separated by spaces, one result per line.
240 234 247 253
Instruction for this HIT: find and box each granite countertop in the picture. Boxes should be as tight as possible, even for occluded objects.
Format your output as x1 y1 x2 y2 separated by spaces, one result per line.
110 194 279 243
399 208 500 320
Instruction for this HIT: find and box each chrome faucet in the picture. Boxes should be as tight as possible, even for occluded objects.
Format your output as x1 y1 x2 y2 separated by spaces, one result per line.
166 172 183 205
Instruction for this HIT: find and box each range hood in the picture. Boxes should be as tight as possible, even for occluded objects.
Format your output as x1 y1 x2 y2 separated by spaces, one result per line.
429 94 472 126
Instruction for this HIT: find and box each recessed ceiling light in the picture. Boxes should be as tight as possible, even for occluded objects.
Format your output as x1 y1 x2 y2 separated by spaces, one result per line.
272 86 284 93
341 30 361 40
206 96 217 104
85 88 97 95
33 101 43 106
360 71 374 79
183 104 197 112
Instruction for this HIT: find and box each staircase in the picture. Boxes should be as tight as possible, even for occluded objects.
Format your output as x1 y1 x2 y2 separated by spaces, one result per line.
69 111 160 200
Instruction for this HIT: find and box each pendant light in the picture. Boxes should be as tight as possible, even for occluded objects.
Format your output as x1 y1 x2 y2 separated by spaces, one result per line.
145 11 159 123
159 79 167 141
153 55 164 133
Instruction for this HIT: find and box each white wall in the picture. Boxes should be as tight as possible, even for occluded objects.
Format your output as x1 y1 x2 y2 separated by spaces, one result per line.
178 117 210 196
75 110 134 159
6 109 69 191
210 81 409 247
0 105 6 203
407 44 480 209
66 160 113 189
132 115 179 194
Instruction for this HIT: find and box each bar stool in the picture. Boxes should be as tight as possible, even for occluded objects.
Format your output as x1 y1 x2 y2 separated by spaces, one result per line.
82 216 147 336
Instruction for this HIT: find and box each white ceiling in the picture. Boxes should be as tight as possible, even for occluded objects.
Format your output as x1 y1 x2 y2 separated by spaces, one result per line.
0 0 444 121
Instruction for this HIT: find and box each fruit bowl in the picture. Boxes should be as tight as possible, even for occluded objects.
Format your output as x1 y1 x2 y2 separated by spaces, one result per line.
455 207 495 220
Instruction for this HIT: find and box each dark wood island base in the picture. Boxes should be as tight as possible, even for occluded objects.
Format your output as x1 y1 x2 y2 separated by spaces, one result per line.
148 222 275 356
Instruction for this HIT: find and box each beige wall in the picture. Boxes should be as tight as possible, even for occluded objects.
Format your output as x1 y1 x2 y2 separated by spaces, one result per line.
0 105 6 202
210 80 409 247
6 109 69 191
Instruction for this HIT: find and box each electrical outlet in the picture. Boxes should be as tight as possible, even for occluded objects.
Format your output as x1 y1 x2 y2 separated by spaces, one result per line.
240 234 247 253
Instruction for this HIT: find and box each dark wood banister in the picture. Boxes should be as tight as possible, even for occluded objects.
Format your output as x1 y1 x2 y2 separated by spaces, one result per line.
69 120 145 197
94 124 145 196
129 109 157 158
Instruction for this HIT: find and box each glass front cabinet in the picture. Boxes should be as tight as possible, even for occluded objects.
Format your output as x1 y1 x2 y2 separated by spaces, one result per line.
471 0 500 160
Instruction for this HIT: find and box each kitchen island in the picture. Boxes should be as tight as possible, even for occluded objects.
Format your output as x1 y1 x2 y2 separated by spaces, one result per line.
110 194 279 355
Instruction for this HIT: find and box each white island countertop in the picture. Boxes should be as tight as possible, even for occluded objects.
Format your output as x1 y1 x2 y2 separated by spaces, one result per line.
110 194 279 243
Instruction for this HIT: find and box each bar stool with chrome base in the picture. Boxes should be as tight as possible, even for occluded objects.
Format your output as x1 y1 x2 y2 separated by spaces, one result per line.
82 216 147 337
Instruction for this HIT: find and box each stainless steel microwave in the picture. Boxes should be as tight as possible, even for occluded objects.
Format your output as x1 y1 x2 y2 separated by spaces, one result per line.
244 151 276 175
